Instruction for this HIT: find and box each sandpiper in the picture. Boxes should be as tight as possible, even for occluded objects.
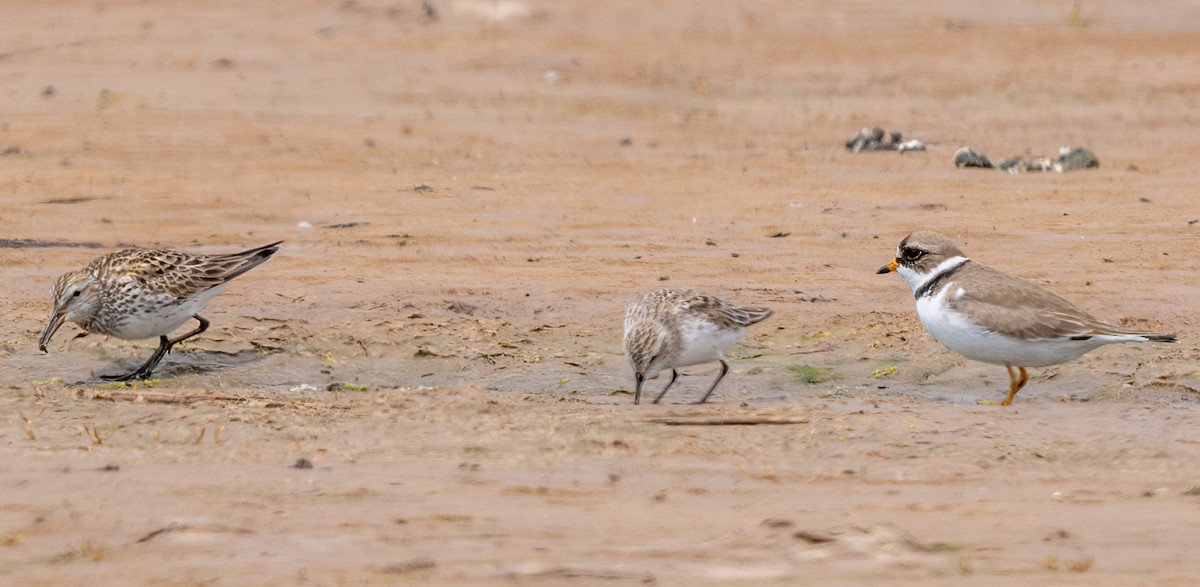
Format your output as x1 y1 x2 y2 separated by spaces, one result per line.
878 231 1175 405
623 289 773 404
39 241 282 380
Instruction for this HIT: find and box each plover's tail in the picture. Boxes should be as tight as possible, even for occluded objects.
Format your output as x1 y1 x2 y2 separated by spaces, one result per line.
1072 330 1176 344
1141 333 1177 343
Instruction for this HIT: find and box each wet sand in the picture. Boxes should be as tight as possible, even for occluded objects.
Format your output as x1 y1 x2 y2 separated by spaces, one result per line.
2 0 1200 584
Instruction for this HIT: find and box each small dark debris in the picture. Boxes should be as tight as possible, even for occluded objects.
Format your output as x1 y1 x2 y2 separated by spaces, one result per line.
1 146 21 156
291 458 313 470
42 85 55 97
761 518 794 529
413 183 434 193
42 196 102 205
953 147 993 169
705 239 717 246
381 558 436 574
845 126 926 152
325 222 365 229
1045 528 1071 541
1183 486 1200 496
657 276 669 281
793 530 836 544
447 300 477 315
619 137 633 146
770 232 790 238
100 464 120 472
1127 164 1140 172
1189 220 1199 226
956 146 1099 173
363 138 376 148
1139 197 1152 203
1102 258 1114 263
731 253 740 258
421 0 439 21
212 57 234 68
470 185 495 191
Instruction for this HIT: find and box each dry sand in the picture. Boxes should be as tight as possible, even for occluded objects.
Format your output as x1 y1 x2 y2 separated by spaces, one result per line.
2 0 1200 584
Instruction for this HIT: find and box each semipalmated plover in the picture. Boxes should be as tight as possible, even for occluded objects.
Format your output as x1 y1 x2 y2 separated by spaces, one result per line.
624 289 773 405
40 241 282 380
878 231 1175 405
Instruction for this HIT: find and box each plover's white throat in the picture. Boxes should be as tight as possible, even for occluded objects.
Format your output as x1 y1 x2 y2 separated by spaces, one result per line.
878 231 1175 405
39 241 282 381
623 289 773 405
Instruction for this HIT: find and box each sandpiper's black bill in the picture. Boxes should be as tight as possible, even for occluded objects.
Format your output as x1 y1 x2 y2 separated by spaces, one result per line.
38 311 66 353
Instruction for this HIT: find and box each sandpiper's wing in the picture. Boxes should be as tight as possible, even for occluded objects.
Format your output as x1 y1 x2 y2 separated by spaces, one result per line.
94 242 281 301
947 263 1172 342
674 291 774 329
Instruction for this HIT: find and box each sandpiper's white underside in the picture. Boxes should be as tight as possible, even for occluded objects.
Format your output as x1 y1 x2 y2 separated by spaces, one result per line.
656 319 746 374
106 284 223 340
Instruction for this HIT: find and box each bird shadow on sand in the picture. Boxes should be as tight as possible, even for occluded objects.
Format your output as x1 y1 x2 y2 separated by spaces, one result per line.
87 348 278 383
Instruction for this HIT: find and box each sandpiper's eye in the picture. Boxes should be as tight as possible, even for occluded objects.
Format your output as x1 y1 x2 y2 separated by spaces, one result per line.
901 247 924 261
72 290 81 297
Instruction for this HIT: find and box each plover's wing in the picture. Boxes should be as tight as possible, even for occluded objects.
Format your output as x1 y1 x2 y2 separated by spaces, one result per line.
947 263 1154 341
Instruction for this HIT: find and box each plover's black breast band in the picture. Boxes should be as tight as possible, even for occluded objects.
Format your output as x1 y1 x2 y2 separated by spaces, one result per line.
914 260 971 300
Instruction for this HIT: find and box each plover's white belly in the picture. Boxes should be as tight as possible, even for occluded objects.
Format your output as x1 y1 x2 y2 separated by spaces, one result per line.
916 289 1099 368
106 286 222 340
672 320 746 369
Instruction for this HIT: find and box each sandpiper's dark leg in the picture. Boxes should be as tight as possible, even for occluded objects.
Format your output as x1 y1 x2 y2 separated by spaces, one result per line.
695 360 730 404
634 373 645 405
651 369 680 404
164 315 211 353
101 335 171 381
101 315 211 381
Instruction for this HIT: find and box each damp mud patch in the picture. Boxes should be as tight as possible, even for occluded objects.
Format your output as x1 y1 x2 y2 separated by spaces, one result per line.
0 238 105 249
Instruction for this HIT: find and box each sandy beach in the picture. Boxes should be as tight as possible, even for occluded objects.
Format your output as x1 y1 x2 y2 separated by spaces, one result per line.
2 1 1200 584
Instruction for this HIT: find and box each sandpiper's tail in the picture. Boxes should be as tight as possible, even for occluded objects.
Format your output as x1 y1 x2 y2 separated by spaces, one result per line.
212 241 283 282
731 306 774 327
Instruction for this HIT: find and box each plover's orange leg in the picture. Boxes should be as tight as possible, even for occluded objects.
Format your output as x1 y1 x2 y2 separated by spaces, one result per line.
1000 365 1029 406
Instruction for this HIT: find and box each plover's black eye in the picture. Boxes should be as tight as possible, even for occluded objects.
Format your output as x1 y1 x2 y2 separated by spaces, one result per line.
901 247 924 262
72 290 81 297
